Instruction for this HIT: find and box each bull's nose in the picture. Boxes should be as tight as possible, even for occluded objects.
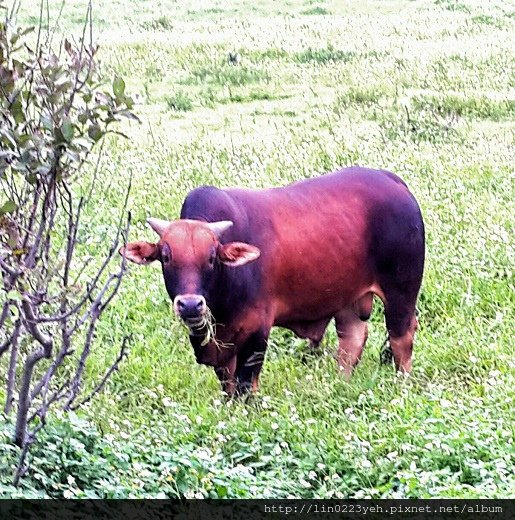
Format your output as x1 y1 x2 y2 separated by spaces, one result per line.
173 295 206 319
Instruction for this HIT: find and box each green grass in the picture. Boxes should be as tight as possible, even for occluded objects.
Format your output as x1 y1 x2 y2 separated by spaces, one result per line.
301 6 331 16
294 47 357 64
1 0 514 499
165 91 194 112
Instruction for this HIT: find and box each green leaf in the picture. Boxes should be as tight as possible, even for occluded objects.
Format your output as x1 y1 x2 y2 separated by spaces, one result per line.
88 124 103 142
11 99 24 124
61 119 74 142
113 76 126 98
64 38 72 55
6 290 22 302
78 112 89 124
41 114 53 131
0 199 17 215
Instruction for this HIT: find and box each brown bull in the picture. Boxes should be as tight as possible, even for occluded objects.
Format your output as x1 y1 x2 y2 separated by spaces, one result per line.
121 167 425 395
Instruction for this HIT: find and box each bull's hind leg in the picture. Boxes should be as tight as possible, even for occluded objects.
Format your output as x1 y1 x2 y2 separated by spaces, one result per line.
373 201 424 372
303 318 332 352
383 295 418 373
335 293 373 379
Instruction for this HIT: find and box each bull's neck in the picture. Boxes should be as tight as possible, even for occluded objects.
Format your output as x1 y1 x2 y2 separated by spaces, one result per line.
208 262 256 326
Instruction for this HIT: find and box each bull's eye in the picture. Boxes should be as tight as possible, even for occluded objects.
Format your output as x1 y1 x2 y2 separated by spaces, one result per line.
208 251 216 267
161 243 172 264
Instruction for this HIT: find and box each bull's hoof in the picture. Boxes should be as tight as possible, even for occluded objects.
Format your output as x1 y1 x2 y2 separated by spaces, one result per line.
233 380 253 398
380 338 394 365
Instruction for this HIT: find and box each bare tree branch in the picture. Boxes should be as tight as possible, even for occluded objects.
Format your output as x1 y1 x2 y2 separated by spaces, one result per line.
0 313 19 357
1 1 136 482
0 255 22 277
69 335 129 411
20 296 53 349
4 319 21 414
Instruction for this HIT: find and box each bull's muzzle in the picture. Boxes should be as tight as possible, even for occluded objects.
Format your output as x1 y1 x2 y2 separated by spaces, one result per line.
173 294 207 322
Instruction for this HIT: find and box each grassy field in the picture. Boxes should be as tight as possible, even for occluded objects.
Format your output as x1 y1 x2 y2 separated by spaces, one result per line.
1 0 514 498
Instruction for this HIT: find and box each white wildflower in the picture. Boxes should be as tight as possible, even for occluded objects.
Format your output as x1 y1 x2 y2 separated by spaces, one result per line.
299 478 311 488
162 397 173 407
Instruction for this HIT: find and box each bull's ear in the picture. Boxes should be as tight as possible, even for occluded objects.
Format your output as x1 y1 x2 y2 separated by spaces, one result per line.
218 242 260 267
119 241 160 265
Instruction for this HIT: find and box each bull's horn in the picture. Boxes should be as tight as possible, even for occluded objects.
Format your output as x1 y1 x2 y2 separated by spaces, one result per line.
147 217 170 236
206 220 233 237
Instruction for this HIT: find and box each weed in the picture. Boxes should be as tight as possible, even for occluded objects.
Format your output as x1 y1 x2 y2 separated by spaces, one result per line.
434 0 471 13
165 91 194 112
185 64 270 87
295 47 356 65
302 7 331 16
142 15 174 31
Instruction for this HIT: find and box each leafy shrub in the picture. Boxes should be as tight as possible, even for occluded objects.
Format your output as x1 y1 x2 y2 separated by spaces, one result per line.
0 1 134 483
0 412 283 498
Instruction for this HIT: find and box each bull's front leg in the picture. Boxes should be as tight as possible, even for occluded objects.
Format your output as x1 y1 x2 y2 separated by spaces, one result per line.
214 356 237 396
188 330 239 395
234 329 270 396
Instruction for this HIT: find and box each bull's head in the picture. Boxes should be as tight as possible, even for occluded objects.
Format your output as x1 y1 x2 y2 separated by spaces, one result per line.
120 219 260 325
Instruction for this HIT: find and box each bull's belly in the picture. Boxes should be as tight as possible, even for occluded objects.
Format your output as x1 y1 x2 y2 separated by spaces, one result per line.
272 278 373 324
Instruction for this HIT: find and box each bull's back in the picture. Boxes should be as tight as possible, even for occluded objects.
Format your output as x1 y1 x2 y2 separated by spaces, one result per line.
226 167 424 321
